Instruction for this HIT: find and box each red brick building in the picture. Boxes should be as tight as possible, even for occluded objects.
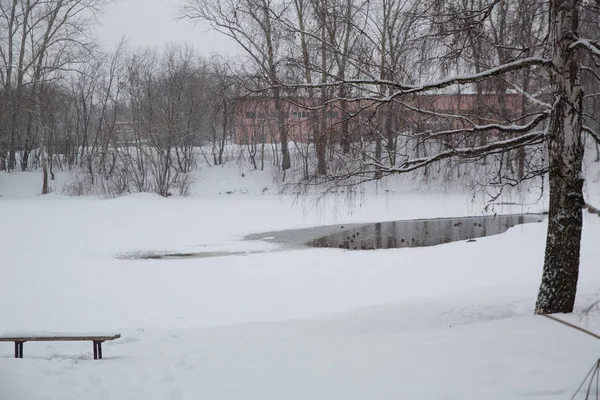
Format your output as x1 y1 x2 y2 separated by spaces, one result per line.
234 93 525 145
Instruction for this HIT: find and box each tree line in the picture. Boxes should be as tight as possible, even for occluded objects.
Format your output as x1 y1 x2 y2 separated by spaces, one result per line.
2 0 600 313
0 0 250 196
180 0 600 315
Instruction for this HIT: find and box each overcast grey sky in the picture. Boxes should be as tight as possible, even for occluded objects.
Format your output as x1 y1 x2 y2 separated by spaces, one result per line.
97 0 237 55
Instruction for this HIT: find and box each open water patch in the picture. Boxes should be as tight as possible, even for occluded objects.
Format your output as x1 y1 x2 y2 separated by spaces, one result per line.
116 251 250 260
246 214 546 251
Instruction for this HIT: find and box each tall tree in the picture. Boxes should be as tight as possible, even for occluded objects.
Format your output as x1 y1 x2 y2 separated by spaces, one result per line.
180 0 293 173
534 0 586 313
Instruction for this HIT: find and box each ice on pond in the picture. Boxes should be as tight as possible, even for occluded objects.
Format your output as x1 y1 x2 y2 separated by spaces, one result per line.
120 214 546 260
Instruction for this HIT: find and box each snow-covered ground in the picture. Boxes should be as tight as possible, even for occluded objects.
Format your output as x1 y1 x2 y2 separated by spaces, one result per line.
1 162 600 399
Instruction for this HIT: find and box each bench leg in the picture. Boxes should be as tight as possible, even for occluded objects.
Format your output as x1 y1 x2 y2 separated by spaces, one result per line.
14 342 23 358
93 341 104 360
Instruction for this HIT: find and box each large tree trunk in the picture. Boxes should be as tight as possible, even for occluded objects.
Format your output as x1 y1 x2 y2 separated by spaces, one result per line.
535 0 585 314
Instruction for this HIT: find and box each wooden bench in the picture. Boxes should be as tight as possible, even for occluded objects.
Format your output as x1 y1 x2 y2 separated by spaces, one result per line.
0 333 121 360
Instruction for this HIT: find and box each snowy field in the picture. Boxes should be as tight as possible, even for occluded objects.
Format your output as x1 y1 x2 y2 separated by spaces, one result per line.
2 164 600 399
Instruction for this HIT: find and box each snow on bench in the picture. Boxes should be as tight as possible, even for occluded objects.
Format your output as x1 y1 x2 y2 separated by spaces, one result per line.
0 332 121 359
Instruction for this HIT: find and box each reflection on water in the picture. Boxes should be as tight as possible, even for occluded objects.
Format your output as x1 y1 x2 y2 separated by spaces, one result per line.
310 214 545 250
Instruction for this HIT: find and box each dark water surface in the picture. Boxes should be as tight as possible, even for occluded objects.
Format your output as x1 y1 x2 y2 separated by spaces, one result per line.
247 214 546 250
117 251 248 260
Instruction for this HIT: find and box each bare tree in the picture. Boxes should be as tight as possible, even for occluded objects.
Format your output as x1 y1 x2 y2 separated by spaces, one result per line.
0 0 110 194
180 0 293 174
206 59 239 166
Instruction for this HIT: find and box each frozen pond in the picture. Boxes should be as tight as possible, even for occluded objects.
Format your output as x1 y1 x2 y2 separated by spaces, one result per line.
120 214 546 260
247 213 546 250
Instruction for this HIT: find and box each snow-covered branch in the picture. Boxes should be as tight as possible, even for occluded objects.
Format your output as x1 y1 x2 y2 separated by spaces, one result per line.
583 125 600 144
277 57 552 97
382 131 546 173
571 38 600 57
502 79 552 109
318 131 546 187
408 110 549 139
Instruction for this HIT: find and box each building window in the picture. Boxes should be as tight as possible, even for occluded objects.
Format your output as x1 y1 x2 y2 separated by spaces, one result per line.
292 111 311 119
